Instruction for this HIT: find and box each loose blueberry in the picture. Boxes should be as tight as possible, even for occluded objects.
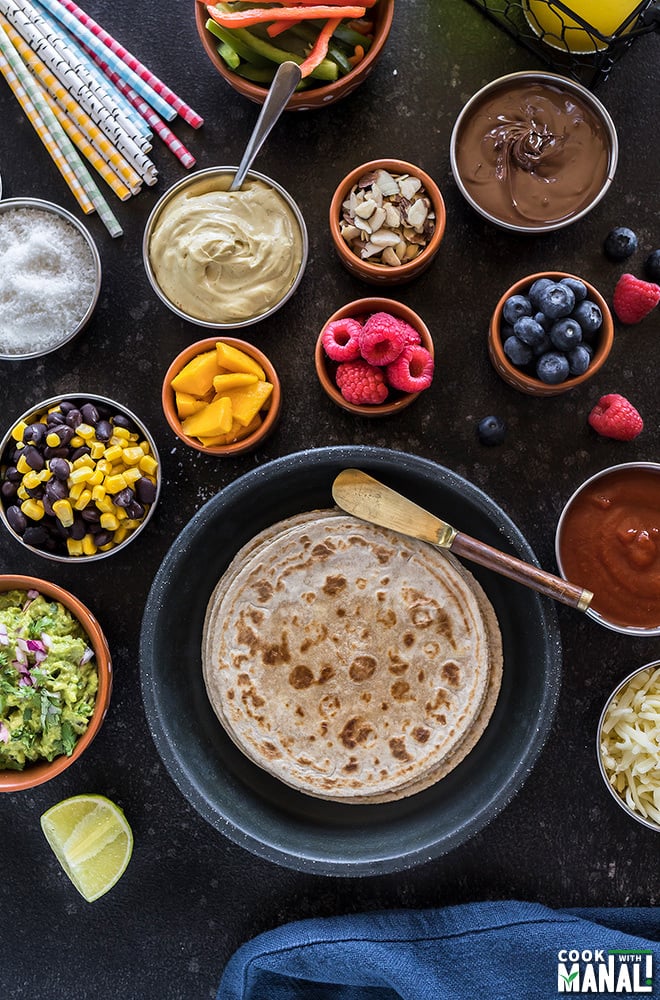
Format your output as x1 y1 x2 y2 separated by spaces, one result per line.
604 226 638 261
503 335 533 366
567 344 593 376
477 415 507 446
502 294 533 325
536 282 575 319
536 351 570 384
572 299 603 336
644 250 660 283
560 277 587 302
549 317 582 351
528 278 554 309
513 315 546 347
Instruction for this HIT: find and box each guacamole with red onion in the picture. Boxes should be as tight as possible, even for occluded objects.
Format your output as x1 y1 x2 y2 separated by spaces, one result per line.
0 590 97 770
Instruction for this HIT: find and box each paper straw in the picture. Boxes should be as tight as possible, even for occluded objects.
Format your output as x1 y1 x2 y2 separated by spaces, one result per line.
0 0 158 184
32 0 151 145
55 0 203 128
86 45 196 170
37 0 177 122
0 26 94 214
3 15 142 193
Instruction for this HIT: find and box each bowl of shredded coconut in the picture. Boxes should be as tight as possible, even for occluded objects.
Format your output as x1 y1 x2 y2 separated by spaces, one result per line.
598 661 660 832
0 198 101 361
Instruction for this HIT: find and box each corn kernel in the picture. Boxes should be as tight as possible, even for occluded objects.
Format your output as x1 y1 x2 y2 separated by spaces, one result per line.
115 506 128 521
123 518 141 531
96 494 114 513
45 432 62 448
113 525 129 544
82 534 97 556
96 460 113 476
123 468 141 486
37 469 52 482
16 486 28 501
104 444 123 464
104 473 128 494
76 423 96 440
90 441 105 460
139 455 158 476
11 421 28 442
72 454 94 469
23 471 42 490
121 446 144 466
53 499 74 527
139 440 151 454
99 542 114 552
113 426 132 441
69 434 84 448
69 466 93 485
69 482 85 501
66 538 84 557
100 512 119 531
91 484 106 503
16 454 32 474
73 489 92 511
86 469 104 487
20 499 45 521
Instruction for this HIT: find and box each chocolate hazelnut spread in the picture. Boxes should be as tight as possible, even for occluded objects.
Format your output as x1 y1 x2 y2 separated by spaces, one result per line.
453 78 614 229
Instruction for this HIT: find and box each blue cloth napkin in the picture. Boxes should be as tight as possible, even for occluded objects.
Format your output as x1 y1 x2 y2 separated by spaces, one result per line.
217 900 660 1000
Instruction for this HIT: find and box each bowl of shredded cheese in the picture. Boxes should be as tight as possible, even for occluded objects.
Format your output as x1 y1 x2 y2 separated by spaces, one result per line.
0 198 101 361
598 661 660 832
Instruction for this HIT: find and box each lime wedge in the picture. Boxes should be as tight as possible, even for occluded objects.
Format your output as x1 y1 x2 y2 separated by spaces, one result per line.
40 794 133 902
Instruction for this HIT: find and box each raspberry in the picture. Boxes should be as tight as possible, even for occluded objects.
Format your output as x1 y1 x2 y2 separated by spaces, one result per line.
359 312 406 366
588 393 643 441
399 320 422 346
321 317 362 361
335 359 388 405
386 344 434 393
612 273 660 324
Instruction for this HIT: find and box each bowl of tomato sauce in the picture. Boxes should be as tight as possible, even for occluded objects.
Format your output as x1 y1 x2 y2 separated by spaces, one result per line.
555 462 660 636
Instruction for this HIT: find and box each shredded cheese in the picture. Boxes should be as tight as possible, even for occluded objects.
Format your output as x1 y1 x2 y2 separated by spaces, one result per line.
600 664 660 826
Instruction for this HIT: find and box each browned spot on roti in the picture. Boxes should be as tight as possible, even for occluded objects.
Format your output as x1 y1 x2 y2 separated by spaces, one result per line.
391 680 412 702
318 665 334 684
389 737 411 761
261 635 290 666
289 665 313 689
261 741 280 759
349 655 377 682
441 661 461 686
253 580 274 602
343 757 359 773
412 727 430 743
323 574 347 596
339 716 373 749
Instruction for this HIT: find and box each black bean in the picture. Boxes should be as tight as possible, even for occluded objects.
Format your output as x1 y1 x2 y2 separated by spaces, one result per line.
5 466 21 483
81 507 100 523
1 481 17 500
6 506 27 534
70 517 86 540
44 446 70 461
23 422 46 446
58 400 76 414
95 419 113 442
127 499 145 520
49 457 71 480
45 478 69 501
70 445 91 462
112 413 132 430
46 411 65 426
80 403 99 425
25 484 44 500
23 445 44 471
135 477 157 505
94 530 113 546
42 494 56 518
114 486 134 508
23 525 48 546
65 408 82 429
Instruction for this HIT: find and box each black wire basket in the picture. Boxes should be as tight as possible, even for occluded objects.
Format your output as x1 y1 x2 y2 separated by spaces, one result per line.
466 0 660 87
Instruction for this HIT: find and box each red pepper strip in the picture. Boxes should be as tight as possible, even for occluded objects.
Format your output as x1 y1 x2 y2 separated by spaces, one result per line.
298 16 341 77
347 17 373 34
207 6 367 28
266 18 302 36
224 0 376 5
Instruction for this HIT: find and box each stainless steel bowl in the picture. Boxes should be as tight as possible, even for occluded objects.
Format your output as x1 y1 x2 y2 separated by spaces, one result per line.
597 661 660 832
450 71 618 233
0 394 161 563
0 198 102 360
555 462 660 637
142 166 308 329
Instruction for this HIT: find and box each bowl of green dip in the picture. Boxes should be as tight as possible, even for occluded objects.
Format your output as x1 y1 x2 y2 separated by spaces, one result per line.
0 575 112 792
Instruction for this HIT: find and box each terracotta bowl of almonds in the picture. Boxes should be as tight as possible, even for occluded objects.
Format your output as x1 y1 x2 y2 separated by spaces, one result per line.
315 297 435 417
329 158 446 285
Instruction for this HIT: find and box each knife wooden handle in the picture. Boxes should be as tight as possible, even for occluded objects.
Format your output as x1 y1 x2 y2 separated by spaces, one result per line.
451 531 593 611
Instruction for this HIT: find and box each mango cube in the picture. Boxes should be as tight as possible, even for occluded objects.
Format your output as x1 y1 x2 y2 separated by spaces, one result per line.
224 381 273 427
212 372 259 393
171 351 220 397
215 341 265 380
181 397 233 438
175 391 207 419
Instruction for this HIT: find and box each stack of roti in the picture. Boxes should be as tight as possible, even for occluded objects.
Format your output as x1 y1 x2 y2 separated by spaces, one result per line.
202 510 503 803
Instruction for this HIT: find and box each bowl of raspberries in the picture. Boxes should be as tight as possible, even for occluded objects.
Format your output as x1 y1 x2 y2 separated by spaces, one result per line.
488 271 614 396
315 298 435 416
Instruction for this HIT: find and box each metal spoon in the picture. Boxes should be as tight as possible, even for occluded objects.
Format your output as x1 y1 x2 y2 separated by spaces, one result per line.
229 61 302 191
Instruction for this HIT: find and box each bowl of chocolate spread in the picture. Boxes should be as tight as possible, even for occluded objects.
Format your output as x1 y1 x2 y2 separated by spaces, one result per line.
450 71 618 232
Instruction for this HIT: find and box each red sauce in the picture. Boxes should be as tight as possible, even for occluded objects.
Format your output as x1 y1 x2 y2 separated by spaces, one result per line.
558 466 660 629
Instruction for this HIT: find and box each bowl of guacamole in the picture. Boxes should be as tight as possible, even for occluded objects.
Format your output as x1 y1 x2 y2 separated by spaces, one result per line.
0 577 112 792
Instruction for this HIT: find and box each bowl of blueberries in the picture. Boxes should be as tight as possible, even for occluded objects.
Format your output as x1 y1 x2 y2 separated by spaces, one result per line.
488 271 614 396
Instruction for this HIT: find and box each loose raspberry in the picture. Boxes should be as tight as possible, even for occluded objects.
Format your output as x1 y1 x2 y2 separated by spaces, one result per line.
359 312 406 366
321 317 362 361
335 359 388 405
399 319 422 346
612 273 660 324
588 393 643 441
386 344 434 393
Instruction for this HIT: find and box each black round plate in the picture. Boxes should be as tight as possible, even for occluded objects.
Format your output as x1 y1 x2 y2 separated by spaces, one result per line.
139 446 561 876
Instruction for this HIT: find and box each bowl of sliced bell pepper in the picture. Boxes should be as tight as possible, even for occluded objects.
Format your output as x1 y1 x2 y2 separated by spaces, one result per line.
195 0 394 111
162 338 281 456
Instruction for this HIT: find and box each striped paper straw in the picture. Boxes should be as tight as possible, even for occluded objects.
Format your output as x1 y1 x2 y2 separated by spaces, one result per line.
3 15 142 193
32 0 151 145
86 45 196 170
38 0 177 122
0 25 93 213
0 0 158 184
55 0 203 128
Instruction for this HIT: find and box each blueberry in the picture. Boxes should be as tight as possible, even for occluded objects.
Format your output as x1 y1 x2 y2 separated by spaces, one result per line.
533 311 550 330
549 317 582 351
477 415 507 446
644 249 660 283
502 294 533 325
536 351 570 384
572 299 603 335
528 278 554 309
513 315 546 347
536 282 575 319
560 277 587 302
604 226 638 261
567 344 593 375
503 335 533 367
532 332 552 356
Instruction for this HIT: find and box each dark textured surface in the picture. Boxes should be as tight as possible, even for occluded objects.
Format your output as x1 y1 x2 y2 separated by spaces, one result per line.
1 2 659 998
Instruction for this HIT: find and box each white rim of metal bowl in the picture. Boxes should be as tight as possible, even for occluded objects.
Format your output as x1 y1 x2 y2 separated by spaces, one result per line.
142 166 309 329
0 393 161 563
0 198 102 361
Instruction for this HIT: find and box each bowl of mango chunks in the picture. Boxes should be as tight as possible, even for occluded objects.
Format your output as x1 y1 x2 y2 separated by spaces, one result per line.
161 338 281 456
